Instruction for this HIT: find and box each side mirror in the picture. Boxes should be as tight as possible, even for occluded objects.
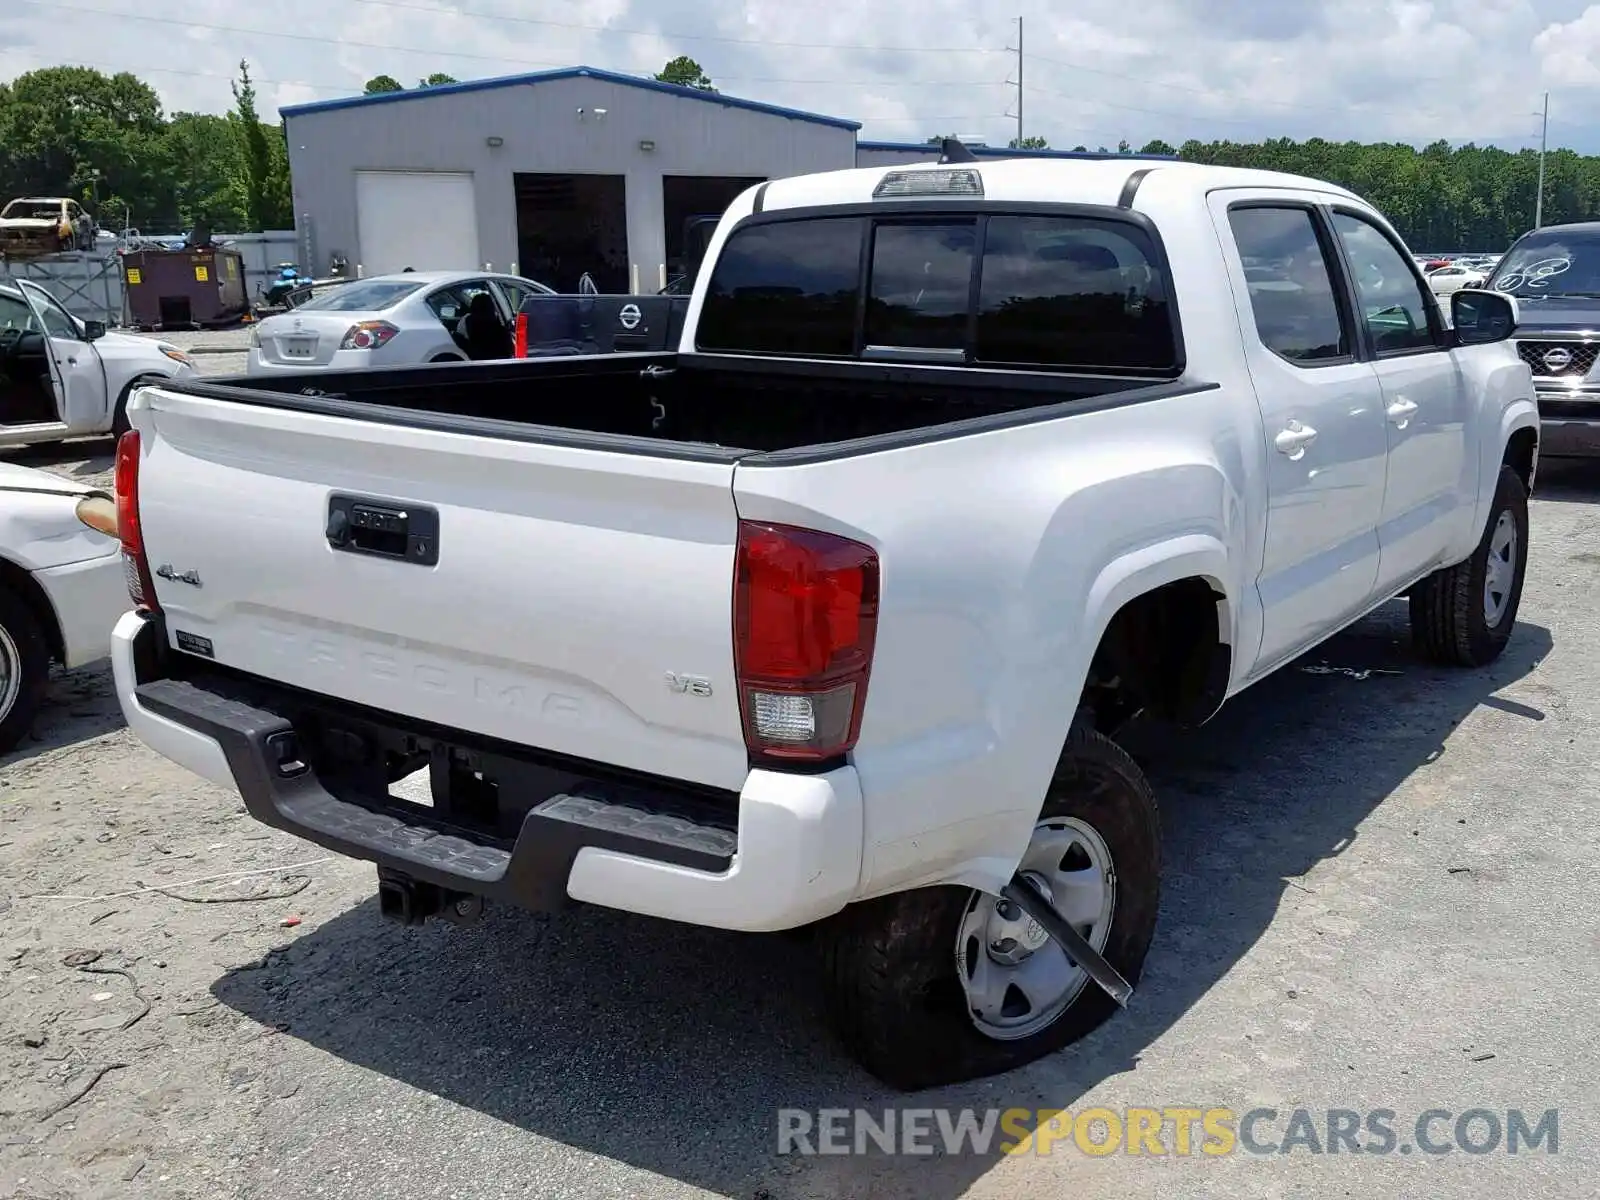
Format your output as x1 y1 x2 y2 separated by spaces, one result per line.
81 319 106 342
1452 289 1517 345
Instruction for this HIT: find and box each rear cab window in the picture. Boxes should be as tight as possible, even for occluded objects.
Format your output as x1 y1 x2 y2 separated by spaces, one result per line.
695 208 1180 374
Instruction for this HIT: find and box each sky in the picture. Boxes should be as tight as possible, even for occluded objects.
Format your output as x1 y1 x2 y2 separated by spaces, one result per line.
4 0 1600 153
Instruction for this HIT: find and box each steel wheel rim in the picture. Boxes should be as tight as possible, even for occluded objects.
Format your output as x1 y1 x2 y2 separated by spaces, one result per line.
956 816 1117 1041
0 623 20 725
1484 509 1518 627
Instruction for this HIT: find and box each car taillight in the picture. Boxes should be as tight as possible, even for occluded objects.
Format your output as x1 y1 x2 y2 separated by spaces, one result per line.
114 430 160 612
733 521 879 764
514 312 528 358
338 320 399 350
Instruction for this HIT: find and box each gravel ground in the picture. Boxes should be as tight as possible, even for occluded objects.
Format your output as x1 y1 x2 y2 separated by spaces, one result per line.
1 356 1597 1198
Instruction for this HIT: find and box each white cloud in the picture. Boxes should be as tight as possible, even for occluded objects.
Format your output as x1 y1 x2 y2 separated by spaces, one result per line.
1 0 1594 151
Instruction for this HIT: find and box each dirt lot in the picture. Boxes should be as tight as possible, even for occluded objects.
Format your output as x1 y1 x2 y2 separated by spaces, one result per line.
1 377 1597 1197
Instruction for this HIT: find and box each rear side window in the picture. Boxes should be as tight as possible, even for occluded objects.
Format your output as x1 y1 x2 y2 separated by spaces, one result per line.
975 216 1173 370
1227 207 1350 364
696 218 864 357
696 211 1177 373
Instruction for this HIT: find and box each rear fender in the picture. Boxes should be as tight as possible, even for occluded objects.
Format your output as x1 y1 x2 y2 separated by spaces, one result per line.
858 531 1235 901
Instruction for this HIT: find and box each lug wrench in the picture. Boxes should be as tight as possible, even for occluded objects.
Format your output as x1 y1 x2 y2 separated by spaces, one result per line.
1000 872 1134 1008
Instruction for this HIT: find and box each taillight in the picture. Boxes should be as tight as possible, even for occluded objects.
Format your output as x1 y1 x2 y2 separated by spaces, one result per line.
514 312 528 358
338 320 399 350
733 521 879 763
114 430 159 612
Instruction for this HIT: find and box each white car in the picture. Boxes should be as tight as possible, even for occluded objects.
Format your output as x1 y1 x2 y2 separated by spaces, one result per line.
0 280 195 448
1427 263 1487 296
0 462 127 752
246 270 555 375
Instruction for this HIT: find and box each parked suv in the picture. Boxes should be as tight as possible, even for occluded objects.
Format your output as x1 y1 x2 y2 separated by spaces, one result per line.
1482 222 1600 456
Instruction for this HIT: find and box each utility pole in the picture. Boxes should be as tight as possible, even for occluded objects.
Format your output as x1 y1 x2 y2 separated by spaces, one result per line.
1535 90 1549 230
1004 16 1024 147
1015 16 1023 148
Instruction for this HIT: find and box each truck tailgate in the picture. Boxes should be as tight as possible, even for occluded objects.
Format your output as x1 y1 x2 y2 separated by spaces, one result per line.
132 387 750 791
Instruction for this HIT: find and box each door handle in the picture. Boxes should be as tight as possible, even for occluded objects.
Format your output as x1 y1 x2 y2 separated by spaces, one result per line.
1386 398 1419 428
1274 421 1318 460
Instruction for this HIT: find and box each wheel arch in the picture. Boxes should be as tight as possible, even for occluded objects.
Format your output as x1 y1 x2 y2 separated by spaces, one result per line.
0 556 64 663
1080 534 1235 730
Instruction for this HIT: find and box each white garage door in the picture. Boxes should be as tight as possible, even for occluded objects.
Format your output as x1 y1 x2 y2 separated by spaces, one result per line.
354 171 481 276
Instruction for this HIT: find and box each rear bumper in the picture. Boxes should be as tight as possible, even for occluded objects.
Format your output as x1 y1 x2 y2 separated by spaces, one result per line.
110 611 863 932
245 347 378 375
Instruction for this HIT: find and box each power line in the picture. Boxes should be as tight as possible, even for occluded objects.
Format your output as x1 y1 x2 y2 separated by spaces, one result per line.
10 0 1009 56
17 54 1010 126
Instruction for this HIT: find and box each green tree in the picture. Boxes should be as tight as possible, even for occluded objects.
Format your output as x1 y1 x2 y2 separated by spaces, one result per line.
0 66 168 225
1139 139 1177 156
418 73 459 88
1009 135 1049 149
655 56 715 91
363 75 404 94
227 60 291 231
161 112 247 230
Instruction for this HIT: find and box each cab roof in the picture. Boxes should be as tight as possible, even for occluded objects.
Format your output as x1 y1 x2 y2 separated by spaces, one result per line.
754 158 1365 214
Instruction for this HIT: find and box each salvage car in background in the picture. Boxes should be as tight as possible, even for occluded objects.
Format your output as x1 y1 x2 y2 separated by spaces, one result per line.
246 270 556 374
1427 262 1488 296
0 197 97 256
0 464 126 753
0 280 194 447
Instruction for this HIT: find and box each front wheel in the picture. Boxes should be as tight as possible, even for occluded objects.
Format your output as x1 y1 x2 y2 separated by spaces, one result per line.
0 589 51 756
818 725 1161 1090
1410 465 1529 666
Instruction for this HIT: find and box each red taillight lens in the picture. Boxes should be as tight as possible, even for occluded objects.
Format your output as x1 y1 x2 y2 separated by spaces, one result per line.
734 521 879 763
338 320 399 351
114 430 159 612
514 312 528 358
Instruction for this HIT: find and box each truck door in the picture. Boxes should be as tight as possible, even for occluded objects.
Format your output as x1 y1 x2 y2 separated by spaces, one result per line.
16 280 108 430
1211 195 1391 673
1325 208 1475 595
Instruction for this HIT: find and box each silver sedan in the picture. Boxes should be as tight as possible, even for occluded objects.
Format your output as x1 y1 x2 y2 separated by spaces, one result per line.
246 270 554 375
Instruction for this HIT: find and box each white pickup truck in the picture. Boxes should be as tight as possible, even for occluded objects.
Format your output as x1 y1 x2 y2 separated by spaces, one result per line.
108 155 1537 1090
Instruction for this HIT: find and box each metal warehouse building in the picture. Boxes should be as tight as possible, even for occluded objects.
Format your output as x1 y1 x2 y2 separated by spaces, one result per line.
282 66 1125 294
282 66 863 293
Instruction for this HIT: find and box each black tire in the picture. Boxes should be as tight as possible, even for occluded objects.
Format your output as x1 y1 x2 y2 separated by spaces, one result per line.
1410 465 1529 667
429 353 465 363
818 724 1161 1090
112 375 162 438
0 589 52 755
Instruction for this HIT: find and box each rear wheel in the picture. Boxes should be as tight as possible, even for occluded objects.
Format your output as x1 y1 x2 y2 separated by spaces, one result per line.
1410 465 1529 666
818 724 1161 1090
0 589 51 755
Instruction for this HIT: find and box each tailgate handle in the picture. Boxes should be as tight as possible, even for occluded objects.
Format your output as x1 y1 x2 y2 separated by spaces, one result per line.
327 494 439 565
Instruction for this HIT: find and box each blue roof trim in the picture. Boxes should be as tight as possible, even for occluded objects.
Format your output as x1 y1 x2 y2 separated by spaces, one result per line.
856 140 1178 161
281 65 861 130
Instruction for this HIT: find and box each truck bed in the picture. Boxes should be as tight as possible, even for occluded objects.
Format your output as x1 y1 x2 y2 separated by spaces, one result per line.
169 352 1176 461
